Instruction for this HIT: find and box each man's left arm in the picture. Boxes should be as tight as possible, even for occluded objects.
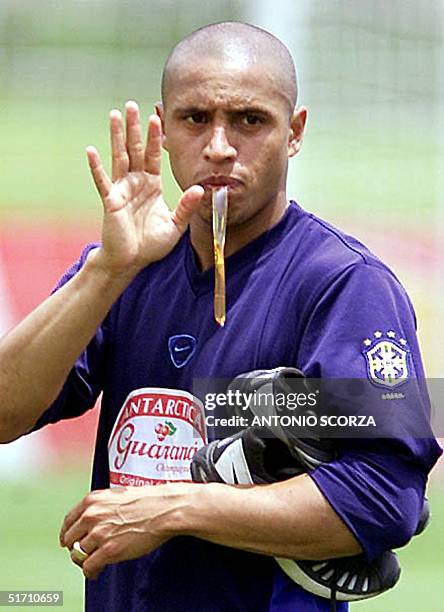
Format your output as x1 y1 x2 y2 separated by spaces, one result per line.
60 472 361 580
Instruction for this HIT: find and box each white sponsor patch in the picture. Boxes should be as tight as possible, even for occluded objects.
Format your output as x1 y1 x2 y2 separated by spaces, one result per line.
108 388 207 487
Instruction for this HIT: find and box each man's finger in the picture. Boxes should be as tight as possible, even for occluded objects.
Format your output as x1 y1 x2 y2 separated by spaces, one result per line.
62 518 91 551
125 101 144 172
110 109 129 181
172 185 205 235
86 147 112 202
59 498 88 547
81 544 116 580
144 115 162 176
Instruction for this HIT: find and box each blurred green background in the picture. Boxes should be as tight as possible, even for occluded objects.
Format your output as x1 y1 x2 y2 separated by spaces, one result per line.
0 1 442 610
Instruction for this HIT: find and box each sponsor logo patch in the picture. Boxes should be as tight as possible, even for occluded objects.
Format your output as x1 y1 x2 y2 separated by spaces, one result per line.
108 388 207 487
362 330 409 388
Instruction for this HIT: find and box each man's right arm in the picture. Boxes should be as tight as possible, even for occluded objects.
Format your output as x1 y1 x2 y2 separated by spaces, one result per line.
0 252 132 442
0 101 204 443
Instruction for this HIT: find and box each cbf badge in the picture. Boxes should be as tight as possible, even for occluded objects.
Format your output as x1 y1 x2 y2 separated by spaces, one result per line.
363 330 409 388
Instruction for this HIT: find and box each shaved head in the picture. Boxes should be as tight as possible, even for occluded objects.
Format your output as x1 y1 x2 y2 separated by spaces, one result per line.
161 21 298 116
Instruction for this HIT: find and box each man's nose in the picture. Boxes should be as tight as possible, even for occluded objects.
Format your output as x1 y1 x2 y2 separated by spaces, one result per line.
203 126 237 163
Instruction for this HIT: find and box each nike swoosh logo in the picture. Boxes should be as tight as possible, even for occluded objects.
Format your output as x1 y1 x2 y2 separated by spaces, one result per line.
168 334 197 369
174 345 190 353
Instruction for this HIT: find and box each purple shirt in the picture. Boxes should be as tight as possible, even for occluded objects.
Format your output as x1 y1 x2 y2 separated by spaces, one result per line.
34 202 442 611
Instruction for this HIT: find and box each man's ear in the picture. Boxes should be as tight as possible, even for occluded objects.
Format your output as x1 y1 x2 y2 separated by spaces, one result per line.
155 102 168 151
288 106 307 157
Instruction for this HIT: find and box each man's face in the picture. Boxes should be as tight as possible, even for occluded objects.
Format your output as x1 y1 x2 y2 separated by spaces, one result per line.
158 56 305 227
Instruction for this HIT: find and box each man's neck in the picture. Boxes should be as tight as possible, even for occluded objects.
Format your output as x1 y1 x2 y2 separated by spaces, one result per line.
189 193 289 271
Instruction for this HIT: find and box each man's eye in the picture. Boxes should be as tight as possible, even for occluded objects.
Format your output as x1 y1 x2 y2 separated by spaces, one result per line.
242 114 262 126
185 113 207 124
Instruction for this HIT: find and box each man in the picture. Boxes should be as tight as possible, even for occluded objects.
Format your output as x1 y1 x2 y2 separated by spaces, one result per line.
0 21 441 612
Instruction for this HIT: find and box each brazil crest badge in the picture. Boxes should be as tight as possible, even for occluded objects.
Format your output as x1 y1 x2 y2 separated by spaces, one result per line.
362 330 409 388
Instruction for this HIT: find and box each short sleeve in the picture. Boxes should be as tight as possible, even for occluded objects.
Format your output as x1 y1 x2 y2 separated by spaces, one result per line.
295 262 442 559
298 263 420 379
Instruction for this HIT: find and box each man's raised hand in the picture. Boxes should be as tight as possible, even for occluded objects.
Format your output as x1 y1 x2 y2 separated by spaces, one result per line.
87 101 204 279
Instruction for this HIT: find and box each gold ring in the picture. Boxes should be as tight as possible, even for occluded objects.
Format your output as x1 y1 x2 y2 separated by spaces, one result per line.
71 541 89 563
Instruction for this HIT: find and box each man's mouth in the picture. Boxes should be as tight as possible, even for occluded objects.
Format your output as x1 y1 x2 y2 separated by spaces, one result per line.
198 176 243 191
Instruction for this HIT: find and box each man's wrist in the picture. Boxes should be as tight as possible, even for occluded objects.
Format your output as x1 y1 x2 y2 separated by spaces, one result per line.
83 248 140 291
151 482 215 540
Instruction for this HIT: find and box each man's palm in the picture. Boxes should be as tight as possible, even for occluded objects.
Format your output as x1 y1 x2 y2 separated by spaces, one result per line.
87 102 203 277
